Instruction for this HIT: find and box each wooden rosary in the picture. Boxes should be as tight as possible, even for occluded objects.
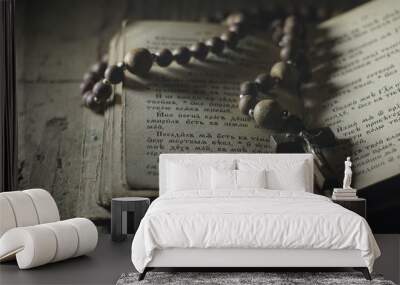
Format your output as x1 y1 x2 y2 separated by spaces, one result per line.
238 15 310 133
80 5 338 130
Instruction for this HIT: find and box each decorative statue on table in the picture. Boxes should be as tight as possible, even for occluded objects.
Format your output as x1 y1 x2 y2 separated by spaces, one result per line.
343 157 353 189
332 157 358 200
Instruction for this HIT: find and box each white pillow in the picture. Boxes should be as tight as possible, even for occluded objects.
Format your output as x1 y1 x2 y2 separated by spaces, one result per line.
267 161 308 191
167 160 235 191
211 168 267 190
211 168 236 190
238 159 309 192
237 169 267 189
167 163 209 191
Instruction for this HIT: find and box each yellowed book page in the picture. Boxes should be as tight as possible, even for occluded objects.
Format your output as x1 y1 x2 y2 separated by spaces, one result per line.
122 21 280 189
305 0 400 189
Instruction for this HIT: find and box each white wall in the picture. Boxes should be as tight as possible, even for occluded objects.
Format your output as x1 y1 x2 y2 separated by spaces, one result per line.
374 234 400 284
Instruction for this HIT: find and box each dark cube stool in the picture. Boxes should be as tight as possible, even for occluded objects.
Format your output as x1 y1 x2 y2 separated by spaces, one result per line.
111 197 150 242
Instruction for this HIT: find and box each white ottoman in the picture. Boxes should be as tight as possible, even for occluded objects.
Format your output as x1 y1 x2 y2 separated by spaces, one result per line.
0 189 98 269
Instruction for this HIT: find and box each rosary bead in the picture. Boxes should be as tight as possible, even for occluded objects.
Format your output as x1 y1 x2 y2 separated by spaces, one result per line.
83 71 101 83
221 31 239 49
83 91 104 113
248 109 254 118
124 48 153 76
270 61 300 90
226 12 248 27
279 34 304 49
271 27 283 45
155 49 173 67
90 61 108 76
229 23 247 39
270 19 283 33
240 81 258 97
283 24 305 38
238 95 257 115
280 46 302 62
207 37 225 55
80 80 95 95
253 99 284 129
174 47 191 65
83 91 95 107
92 80 112 101
284 15 298 29
283 16 305 37
82 92 92 108
190 42 209 61
255 73 275 93
104 65 124 84
117 62 126 69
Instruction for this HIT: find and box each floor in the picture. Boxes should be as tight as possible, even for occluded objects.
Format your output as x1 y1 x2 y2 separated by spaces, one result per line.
2 234 399 284
0 236 366 285
0 234 134 285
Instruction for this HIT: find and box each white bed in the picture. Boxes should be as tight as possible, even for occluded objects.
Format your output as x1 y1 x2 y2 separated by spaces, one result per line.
131 153 380 280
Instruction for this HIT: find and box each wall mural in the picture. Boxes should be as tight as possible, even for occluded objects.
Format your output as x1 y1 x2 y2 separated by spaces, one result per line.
14 0 400 233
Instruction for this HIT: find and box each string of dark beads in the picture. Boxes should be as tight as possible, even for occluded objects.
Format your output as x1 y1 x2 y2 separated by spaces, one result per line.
79 4 352 113
79 16 248 113
238 14 309 132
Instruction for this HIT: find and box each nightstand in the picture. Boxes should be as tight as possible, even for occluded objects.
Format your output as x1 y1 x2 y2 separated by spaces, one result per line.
111 197 150 241
332 197 367 218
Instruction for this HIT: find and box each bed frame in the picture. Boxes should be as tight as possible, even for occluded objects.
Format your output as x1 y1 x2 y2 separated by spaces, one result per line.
139 154 371 280
141 248 370 280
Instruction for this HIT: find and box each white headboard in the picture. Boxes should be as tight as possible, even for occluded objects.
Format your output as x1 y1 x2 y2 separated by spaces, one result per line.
159 153 314 196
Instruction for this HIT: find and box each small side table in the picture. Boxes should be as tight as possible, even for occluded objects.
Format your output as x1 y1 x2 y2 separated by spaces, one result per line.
332 197 367 218
111 197 150 242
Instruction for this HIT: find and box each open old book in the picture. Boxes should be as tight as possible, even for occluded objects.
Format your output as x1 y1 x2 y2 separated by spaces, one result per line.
98 0 400 206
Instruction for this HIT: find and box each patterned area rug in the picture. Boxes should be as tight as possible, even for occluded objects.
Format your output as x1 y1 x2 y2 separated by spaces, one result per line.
116 272 395 285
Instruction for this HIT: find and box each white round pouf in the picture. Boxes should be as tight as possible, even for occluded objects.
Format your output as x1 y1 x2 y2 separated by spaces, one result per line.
0 191 39 227
0 196 17 237
42 221 79 262
0 226 57 269
66 218 98 257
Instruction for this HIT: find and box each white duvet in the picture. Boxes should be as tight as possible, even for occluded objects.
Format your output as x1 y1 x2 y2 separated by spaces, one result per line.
131 190 380 273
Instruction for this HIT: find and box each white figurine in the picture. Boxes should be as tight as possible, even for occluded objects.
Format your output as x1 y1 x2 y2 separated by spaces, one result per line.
343 157 353 189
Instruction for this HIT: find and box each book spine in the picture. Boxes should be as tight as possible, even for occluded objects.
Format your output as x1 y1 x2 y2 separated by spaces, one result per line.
333 193 357 196
332 197 360 201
